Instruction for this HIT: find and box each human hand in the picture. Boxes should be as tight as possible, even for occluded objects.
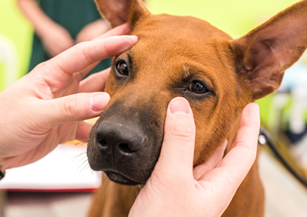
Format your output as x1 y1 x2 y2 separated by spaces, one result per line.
40 23 75 57
129 98 260 217
0 24 137 170
76 19 111 43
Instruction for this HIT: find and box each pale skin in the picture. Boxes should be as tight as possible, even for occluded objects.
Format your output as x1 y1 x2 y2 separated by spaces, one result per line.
0 22 260 216
0 24 136 170
17 0 110 57
129 99 260 217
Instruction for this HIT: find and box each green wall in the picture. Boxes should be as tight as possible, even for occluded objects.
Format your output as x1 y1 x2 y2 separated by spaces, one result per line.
0 0 33 92
147 0 299 37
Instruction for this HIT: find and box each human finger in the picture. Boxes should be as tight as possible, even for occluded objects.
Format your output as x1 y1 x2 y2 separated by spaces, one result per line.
75 61 101 80
75 121 93 142
193 140 227 180
93 23 131 40
228 103 260 155
43 35 138 81
79 68 111 92
219 103 259 175
155 97 195 180
44 92 110 127
199 103 259 189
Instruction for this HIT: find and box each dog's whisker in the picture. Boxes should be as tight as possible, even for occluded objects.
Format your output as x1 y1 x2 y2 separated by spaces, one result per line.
75 159 89 175
71 151 87 162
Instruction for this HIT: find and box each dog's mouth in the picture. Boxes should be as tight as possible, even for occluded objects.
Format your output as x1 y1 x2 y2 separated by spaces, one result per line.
104 171 142 185
87 101 164 186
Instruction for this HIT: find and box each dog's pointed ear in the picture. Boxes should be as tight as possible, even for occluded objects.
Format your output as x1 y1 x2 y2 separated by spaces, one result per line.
94 0 150 28
231 0 307 100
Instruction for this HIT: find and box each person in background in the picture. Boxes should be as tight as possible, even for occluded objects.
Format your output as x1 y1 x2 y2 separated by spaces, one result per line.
17 0 111 77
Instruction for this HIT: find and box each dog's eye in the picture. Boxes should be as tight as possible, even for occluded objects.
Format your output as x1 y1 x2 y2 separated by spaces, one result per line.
187 81 207 93
116 61 129 76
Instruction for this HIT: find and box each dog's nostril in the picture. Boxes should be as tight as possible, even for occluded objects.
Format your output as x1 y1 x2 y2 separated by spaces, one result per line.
118 143 136 154
97 139 108 152
96 121 146 155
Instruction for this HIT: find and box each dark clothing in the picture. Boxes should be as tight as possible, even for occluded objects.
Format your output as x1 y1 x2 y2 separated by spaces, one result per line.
28 0 111 76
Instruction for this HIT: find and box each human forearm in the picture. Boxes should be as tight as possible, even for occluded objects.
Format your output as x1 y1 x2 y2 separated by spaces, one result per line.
17 0 59 38
17 0 75 57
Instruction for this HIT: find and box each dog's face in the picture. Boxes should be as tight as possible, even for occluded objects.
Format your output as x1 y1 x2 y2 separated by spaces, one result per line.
88 14 240 184
87 0 307 185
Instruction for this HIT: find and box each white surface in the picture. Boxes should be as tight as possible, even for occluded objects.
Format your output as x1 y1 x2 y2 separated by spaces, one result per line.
259 151 307 217
0 145 101 191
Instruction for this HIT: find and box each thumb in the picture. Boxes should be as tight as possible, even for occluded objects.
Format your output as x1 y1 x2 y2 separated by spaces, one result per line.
157 97 195 180
45 92 110 126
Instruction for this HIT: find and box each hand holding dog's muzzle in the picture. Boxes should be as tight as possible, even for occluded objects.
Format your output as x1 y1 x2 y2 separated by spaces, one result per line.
129 99 260 217
0 23 138 170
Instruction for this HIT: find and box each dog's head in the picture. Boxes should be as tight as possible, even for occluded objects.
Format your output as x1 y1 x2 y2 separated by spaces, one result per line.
87 0 307 185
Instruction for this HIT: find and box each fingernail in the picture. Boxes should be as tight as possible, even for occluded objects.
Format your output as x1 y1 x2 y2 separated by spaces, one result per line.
127 35 138 41
91 92 110 112
120 35 138 45
169 97 191 114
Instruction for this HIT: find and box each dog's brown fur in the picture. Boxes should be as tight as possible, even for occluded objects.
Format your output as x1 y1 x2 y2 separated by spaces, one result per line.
87 1 307 216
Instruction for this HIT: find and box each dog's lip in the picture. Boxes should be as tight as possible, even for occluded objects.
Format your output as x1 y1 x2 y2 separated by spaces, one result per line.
104 170 143 185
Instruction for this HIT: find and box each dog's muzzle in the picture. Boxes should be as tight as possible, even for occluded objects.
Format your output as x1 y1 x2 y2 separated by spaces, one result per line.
87 100 164 185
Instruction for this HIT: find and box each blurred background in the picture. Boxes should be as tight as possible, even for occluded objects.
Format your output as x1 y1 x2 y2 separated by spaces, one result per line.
0 0 307 216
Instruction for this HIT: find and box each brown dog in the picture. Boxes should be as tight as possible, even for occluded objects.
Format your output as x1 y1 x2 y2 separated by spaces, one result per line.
86 0 307 216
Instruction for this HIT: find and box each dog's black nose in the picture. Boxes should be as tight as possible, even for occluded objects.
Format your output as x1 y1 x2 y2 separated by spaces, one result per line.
96 121 146 155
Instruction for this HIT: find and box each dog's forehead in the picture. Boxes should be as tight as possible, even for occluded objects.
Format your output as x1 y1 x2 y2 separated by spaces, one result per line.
127 14 236 91
130 14 234 69
134 14 231 39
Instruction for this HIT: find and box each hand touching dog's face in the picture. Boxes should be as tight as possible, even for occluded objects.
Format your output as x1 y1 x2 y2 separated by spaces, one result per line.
87 0 307 185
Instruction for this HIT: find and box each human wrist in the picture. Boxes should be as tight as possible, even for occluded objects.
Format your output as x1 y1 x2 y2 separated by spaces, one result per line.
18 0 58 39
